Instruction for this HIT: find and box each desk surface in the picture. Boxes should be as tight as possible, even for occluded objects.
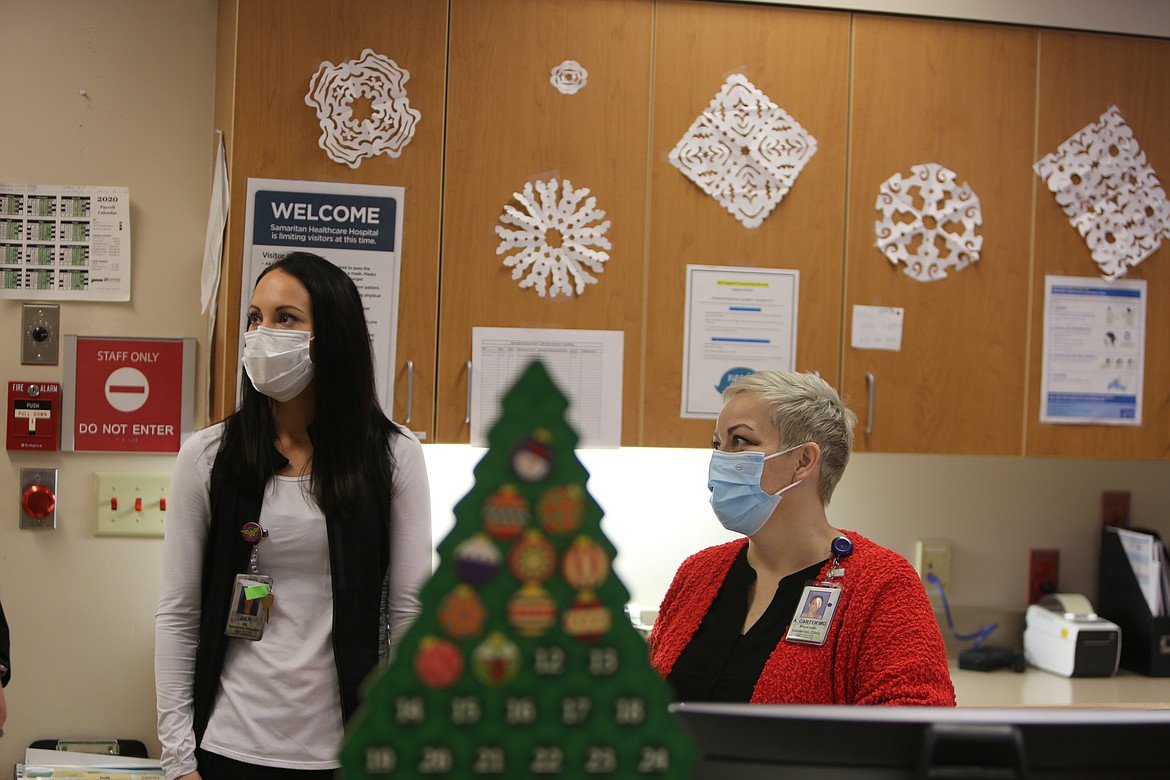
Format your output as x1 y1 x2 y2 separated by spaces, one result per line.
950 660 1170 707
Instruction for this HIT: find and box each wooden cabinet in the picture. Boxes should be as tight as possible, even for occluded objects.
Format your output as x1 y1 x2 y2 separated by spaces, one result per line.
209 2 1170 457
1025 30 1170 459
436 0 654 443
640 1 850 448
842 16 1037 455
211 0 447 438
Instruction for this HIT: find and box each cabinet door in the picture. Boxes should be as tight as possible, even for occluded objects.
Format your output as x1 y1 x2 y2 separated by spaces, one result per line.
641 1 850 448
843 17 1036 454
1026 31 1170 458
212 0 446 437
437 0 653 443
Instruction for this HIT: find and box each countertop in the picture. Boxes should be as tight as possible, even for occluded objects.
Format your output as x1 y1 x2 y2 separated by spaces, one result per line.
951 660 1170 707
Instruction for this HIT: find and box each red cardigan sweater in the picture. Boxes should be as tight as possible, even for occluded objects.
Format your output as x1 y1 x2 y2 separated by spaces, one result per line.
649 530 955 706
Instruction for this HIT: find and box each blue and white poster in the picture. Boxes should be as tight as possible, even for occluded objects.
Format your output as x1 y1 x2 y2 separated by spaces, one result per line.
1040 275 1146 425
241 177 405 418
680 265 799 418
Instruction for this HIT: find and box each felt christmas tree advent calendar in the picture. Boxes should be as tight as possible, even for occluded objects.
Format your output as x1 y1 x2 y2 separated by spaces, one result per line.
340 359 694 778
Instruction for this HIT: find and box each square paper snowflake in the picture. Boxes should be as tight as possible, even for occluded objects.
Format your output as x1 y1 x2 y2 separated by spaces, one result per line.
1034 105 1170 280
669 74 817 228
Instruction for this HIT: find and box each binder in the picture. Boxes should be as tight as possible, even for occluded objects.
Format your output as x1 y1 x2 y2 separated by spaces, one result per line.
1097 526 1170 677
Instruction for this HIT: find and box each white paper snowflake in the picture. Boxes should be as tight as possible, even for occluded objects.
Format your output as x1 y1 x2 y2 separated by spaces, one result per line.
1034 105 1170 280
550 60 588 95
305 48 421 169
669 74 817 228
874 163 983 283
495 179 611 298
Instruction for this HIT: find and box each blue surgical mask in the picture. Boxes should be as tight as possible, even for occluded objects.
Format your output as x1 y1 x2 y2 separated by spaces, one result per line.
708 444 804 536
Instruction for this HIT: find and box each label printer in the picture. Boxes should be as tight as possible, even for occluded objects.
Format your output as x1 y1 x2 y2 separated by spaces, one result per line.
1024 593 1121 677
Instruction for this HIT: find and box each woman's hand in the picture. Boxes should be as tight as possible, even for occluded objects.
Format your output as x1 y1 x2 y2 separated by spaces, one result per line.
176 773 202 780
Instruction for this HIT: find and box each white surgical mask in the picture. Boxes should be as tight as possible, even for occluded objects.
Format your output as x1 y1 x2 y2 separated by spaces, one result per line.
708 443 805 536
242 326 315 402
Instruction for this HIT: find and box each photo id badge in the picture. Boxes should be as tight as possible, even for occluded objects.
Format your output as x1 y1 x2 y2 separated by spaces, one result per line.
785 582 842 647
225 573 274 641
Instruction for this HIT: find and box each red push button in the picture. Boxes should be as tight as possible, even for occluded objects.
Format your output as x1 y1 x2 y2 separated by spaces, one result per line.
21 484 56 519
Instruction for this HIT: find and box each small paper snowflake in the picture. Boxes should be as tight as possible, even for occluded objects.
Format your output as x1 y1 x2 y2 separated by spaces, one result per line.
1034 105 1170 280
495 179 611 298
669 74 817 228
874 163 983 282
550 60 587 95
305 48 421 169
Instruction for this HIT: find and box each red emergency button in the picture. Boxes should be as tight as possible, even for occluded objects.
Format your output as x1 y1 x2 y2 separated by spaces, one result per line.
21 484 56 519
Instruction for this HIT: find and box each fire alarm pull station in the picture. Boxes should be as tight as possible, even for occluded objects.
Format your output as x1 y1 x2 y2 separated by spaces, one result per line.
7 381 61 451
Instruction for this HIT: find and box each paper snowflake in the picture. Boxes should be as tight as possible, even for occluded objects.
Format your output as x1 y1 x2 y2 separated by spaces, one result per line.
1034 105 1170 280
874 163 983 282
550 60 587 95
305 48 421 169
669 74 817 228
495 179 611 298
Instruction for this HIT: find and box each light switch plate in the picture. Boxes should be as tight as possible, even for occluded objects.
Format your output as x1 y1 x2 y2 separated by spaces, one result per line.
94 472 169 537
21 303 60 365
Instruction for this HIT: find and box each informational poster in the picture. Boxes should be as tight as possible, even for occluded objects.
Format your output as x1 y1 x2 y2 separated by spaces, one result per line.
0 183 131 300
681 265 799 418
1040 275 1146 425
241 178 404 415
61 336 196 453
470 327 624 448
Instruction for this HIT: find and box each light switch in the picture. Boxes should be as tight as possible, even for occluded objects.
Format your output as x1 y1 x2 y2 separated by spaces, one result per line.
22 303 60 365
94 472 169 537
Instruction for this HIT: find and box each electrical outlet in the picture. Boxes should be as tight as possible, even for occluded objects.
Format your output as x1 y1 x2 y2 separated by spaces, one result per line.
1101 490 1130 527
1028 548 1060 605
914 539 952 589
94 472 169 538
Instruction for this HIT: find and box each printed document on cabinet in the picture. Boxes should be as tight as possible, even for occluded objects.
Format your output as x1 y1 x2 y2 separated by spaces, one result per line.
470 327 623 448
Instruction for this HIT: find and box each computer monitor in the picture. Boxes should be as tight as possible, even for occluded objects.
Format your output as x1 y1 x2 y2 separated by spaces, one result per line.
671 702 1170 779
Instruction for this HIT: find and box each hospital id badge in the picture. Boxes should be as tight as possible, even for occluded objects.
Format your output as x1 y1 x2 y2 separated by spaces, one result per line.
784 581 842 647
225 573 274 641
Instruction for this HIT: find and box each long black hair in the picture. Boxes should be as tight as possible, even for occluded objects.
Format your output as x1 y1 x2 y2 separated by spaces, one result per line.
219 251 398 517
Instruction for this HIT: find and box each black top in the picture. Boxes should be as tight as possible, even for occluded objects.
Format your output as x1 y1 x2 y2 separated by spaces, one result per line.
1 597 10 686
666 548 826 702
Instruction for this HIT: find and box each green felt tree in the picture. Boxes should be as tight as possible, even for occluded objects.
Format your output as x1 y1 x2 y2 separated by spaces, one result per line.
340 359 694 778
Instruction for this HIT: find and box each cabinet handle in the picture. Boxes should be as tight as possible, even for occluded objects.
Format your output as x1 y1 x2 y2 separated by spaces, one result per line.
402 359 414 425
464 359 473 425
865 372 875 435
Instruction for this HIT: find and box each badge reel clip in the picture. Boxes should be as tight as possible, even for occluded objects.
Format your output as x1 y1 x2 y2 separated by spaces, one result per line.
225 522 275 641
786 535 853 647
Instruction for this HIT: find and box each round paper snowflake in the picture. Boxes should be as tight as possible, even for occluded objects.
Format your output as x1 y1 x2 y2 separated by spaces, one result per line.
549 60 588 95
495 179 612 298
874 163 983 282
305 48 421 169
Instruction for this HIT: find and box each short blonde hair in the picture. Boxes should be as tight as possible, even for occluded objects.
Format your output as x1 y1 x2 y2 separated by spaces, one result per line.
723 371 856 504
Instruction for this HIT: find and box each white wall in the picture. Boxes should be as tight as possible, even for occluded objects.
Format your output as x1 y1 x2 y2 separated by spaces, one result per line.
2 0 1170 773
0 0 218 770
425 446 1170 615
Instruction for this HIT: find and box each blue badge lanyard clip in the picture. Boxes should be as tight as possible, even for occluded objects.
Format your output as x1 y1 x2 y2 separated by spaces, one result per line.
825 535 853 581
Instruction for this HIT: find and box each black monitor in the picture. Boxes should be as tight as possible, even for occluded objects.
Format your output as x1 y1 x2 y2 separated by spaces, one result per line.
671 702 1170 779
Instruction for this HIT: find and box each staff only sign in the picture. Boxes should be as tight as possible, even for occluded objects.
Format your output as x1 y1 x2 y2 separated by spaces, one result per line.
62 335 195 452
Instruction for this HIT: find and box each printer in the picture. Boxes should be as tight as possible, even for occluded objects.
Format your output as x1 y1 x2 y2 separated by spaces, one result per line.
1024 593 1121 677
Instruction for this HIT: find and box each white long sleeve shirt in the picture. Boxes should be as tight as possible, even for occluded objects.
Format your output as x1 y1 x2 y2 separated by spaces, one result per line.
155 422 432 779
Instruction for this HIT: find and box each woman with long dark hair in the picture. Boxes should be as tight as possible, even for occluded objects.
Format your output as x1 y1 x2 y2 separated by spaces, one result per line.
156 252 432 780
